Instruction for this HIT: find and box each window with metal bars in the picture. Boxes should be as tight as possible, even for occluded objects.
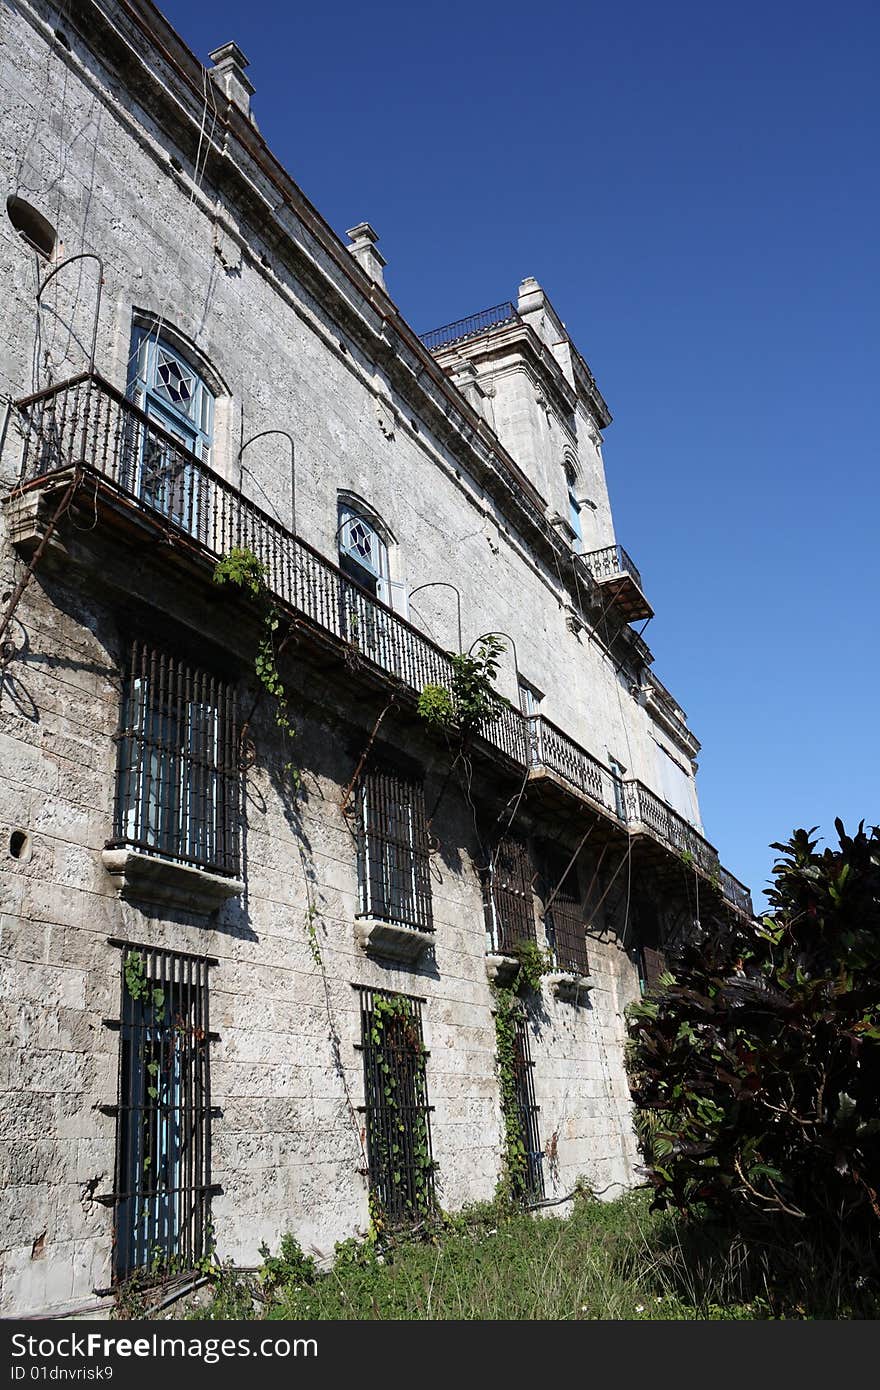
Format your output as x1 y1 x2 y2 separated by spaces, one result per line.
110 642 240 877
637 945 668 996
482 835 536 954
355 764 433 932
357 987 436 1223
542 849 590 976
510 1013 545 1201
112 943 214 1281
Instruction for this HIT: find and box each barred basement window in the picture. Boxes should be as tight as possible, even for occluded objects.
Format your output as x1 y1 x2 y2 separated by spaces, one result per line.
113 943 214 1280
483 835 536 955
637 945 668 996
543 850 590 976
357 987 436 1223
510 1013 545 1201
110 643 240 877
356 764 433 932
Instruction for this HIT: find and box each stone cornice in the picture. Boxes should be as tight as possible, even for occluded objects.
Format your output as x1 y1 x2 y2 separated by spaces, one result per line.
432 317 580 427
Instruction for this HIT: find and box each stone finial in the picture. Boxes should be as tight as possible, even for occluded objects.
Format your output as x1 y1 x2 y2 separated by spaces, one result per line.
346 222 387 290
208 42 255 117
517 276 545 316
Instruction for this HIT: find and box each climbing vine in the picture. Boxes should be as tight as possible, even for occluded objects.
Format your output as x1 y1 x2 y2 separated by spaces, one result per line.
368 995 436 1222
124 950 166 1019
418 636 508 742
213 547 299 787
509 939 553 994
493 987 528 1201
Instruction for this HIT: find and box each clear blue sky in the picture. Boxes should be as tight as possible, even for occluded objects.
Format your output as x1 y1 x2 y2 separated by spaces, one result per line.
162 0 879 907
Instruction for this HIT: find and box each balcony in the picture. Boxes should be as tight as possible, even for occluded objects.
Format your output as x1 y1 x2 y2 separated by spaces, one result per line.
719 868 753 919
624 781 720 880
526 714 622 826
581 543 652 623
3 373 751 921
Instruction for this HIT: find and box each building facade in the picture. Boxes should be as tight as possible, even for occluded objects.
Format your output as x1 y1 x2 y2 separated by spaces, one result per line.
0 0 752 1316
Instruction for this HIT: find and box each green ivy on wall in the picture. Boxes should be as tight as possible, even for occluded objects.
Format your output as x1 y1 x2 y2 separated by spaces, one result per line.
213 547 299 787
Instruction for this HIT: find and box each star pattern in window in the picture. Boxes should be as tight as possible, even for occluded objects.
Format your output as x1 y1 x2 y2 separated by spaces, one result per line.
155 349 194 409
346 518 374 562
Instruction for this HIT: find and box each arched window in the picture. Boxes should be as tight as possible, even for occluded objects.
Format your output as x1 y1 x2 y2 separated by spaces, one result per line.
126 327 215 538
565 461 583 552
129 328 214 461
338 504 390 603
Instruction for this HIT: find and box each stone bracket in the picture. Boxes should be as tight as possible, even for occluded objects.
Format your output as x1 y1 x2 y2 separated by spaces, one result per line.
355 918 433 963
546 971 595 1000
484 952 521 986
4 473 74 556
101 848 243 914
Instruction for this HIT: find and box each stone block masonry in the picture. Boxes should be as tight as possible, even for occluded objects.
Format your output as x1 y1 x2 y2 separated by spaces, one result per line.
0 0 749 1315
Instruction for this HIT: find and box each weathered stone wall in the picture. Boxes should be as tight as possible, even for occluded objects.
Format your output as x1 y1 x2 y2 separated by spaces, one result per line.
0 0 711 1316
0 537 640 1313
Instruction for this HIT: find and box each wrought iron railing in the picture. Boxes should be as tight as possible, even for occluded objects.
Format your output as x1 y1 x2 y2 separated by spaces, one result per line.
719 868 753 919
419 302 519 352
582 542 645 595
527 714 618 819
624 781 720 880
7 373 750 916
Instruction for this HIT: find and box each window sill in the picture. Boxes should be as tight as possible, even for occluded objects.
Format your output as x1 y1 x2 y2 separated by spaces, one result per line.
546 970 595 1000
354 918 434 964
484 952 521 986
101 848 243 915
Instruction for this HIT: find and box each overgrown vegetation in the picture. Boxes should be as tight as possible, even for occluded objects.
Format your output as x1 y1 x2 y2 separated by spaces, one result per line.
493 989 529 1200
626 818 880 1313
418 636 508 742
213 547 298 785
507 938 553 993
367 994 437 1221
192 1188 874 1320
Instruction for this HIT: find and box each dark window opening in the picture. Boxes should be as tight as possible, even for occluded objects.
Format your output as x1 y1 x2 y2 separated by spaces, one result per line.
356 763 433 932
357 987 436 1223
6 196 57 259
113 943 214 1281
635 902 667 995
110 642 240 877
482 835 535 955
9 829 29 860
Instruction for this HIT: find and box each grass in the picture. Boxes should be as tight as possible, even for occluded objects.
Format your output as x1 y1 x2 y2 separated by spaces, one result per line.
192 1190 817 1322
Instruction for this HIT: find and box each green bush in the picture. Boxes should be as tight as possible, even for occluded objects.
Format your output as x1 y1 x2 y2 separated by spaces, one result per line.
626 819 880 1303
418 637 508 740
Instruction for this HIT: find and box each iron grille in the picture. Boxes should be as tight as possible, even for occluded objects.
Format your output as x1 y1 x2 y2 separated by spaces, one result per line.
357 987 436 1223
637 945 668 995
543 851 590 976
356 765 433 932
483 836 536 954
511 1014 544 1201
112 943 214 1280
419 301 519 352
110 642 240 876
